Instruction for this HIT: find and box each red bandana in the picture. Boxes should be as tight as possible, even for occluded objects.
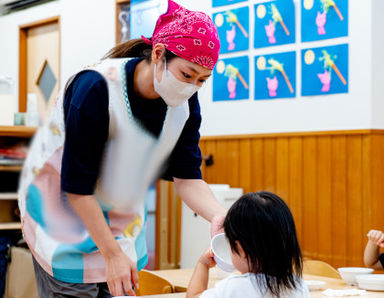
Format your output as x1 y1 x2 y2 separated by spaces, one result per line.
142 0 220 70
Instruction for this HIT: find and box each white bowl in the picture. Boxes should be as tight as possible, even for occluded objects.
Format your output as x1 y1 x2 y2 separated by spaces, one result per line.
356 274 384 291
304 280 326 291
211 233 235 272
337 267 374 285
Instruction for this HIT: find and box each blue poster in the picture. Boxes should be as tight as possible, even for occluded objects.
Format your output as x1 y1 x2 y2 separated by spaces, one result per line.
301 44 348 96
213 6 249 54
254 52 296 100
213 56 249 101
254 0 295 49
212 0 247 8
301 0 348 42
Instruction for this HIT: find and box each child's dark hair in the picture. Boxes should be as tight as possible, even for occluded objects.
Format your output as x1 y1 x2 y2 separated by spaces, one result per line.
223 191 303 297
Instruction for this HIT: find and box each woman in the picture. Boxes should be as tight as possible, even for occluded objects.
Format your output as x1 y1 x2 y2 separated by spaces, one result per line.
18 1 226 296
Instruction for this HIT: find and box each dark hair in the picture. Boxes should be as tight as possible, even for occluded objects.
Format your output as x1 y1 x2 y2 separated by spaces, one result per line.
103 38 177 62
223 191 303 297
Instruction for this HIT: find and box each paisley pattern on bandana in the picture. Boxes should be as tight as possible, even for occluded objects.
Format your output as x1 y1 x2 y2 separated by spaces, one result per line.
191 56 215 70
142 0 220 70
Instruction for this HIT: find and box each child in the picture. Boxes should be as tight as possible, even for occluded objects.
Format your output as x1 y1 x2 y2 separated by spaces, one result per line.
187 191 310 298
364 229 384 269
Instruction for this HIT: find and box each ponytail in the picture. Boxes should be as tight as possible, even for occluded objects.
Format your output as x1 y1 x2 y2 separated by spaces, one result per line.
103 38 178 62
103 38 152 60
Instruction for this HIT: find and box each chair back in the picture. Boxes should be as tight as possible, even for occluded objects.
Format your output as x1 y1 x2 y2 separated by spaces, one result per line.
136 269 174 296
303 259 341 279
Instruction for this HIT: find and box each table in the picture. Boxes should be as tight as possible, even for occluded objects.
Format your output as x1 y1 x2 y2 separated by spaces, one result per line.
303 274 384 298
137 268 384 297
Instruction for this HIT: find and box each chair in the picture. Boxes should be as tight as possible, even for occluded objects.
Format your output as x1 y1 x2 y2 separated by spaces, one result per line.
303 259 341 279
136 269 175 296
4 246 39 298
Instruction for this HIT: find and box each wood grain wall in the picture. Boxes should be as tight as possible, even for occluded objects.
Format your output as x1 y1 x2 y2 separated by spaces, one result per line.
199 130 384 269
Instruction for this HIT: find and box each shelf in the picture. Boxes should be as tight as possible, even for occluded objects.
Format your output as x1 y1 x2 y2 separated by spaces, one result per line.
0 192 18 200
0 128 28 233
0 165 22 172
0 126 37 137
0 222 21 230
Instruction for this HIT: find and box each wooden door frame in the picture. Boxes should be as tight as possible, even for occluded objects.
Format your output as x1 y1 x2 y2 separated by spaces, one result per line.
155 180 182 269
115 0 131 45
19 16 61 112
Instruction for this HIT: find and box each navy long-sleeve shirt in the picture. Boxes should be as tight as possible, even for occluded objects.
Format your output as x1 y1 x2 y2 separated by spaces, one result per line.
61 58 202 195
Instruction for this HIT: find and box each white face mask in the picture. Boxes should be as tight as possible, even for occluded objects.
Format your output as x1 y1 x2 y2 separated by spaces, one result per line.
154 59 200 107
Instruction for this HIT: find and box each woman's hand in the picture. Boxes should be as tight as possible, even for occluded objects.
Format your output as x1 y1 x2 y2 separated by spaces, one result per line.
173 178 227 225
105 251 139 296
67 194 140 295
199 249 216 269
211 214 226 237
367 230 384 247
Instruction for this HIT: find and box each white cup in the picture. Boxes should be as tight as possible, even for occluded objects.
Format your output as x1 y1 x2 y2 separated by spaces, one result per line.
211 233 235 272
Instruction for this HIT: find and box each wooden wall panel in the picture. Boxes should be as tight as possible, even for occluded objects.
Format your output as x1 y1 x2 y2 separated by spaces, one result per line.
239 139 251 193
346 136 363 266
250 139 264 192
317 136 332 262
226 140 240 187
371 135 384 229
288 137 303 242
275 138 289 202
362 135 372 244
205 140 217 183
214 141 229 184
199 130 384 269
331 136 347 268
263 138 276 192
302 137 318 259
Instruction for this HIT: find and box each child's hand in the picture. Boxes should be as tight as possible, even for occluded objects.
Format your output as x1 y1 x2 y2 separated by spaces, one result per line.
367 230 384 247
199 249 216 268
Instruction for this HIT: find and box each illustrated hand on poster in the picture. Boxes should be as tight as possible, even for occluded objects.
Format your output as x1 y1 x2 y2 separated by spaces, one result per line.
301 44 348 96
213 56 249 101
255 52 296 100
302 0 348 42
254 0 295 49
213 6 249 53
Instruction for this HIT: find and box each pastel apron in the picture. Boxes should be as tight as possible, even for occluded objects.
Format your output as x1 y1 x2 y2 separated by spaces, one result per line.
18 58 189 283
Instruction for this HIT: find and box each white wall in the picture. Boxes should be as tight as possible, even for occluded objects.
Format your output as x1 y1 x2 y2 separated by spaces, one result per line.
196 0 374 136
371 0 384 129
0 0 381 136
0 1 59 112
0 0 115 111
60 0 115 84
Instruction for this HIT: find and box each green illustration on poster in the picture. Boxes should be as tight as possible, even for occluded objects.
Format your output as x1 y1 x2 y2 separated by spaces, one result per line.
213 56 249 101
213 6 249 54
302 44 348 96
301 0 348 42
254 51 296 100
254 0 296 49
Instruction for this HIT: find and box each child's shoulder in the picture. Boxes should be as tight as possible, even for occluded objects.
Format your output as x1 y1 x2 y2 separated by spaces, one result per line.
200 273 261 298
200 273 310 298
